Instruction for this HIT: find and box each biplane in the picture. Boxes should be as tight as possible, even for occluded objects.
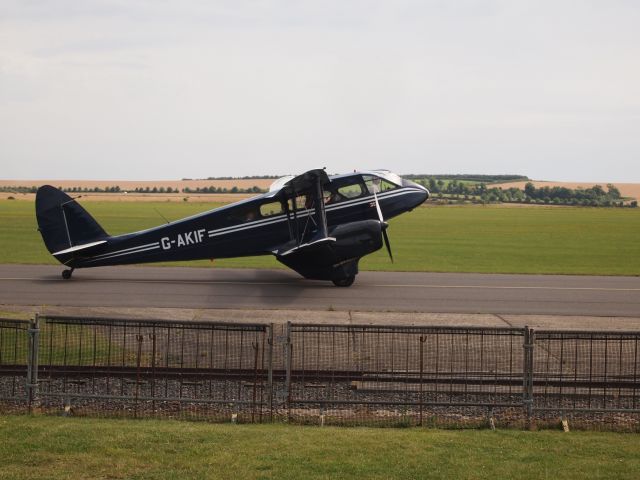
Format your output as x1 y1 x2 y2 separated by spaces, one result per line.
36 169 429 287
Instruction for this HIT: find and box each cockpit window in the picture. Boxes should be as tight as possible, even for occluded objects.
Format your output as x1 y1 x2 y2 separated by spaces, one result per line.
288 194 311 211
363 175 399 194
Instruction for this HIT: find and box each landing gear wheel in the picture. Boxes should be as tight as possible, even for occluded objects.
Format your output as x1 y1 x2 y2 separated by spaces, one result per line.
332 276 355 287
61 269 74 280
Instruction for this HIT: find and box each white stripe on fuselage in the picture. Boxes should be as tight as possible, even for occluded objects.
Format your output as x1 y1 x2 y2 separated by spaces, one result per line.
85 242 161 263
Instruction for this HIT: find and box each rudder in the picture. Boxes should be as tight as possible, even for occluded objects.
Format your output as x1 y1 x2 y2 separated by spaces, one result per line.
35 185 108 255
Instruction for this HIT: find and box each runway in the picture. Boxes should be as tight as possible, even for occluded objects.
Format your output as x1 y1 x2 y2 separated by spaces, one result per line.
1 264 639 316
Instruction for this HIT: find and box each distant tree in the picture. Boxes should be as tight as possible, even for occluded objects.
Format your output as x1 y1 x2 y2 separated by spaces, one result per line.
606 184 621 199
524 182 536 199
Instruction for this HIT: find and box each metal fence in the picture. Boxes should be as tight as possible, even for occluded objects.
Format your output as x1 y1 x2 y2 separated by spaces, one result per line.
35 315 272 422
1 316 639 429
532 330 640 413
0 318 37 409
284 324 526 426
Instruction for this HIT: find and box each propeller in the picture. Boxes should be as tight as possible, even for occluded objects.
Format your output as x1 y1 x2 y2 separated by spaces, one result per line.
373 190 393 263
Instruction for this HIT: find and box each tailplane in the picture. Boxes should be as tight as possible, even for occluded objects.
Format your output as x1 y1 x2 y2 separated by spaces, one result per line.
35 185 109 257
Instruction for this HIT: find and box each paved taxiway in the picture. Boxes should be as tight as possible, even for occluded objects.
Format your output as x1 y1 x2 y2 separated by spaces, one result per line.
0 264 639 317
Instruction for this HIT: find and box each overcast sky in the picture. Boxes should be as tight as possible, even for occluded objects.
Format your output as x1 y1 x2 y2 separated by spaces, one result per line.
1 1 639 181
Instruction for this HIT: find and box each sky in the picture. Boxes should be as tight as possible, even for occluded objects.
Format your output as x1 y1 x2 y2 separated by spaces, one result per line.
1 1 639 182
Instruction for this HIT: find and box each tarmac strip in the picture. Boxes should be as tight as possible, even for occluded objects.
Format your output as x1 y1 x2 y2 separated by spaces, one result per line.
1 304 640 331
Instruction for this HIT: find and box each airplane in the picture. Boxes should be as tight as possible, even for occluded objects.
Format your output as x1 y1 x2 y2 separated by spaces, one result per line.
35 169 429 287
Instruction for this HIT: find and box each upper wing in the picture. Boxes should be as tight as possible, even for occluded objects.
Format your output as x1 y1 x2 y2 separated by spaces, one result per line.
266 169 330 199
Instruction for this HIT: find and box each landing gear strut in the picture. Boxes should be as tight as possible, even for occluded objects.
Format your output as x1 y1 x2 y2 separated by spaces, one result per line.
332 276 355 287
61 268 74 280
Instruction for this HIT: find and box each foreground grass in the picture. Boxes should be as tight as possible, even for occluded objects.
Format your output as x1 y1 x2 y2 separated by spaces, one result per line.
0 416 639 480
1 199 639 274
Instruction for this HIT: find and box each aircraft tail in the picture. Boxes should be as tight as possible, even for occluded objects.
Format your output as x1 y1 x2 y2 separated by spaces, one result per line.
35 185 109 256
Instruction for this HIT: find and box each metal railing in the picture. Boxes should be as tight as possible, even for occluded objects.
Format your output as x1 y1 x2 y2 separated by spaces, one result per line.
284 323 526 426
0 318 38 409
1 316 639 429
532 330 640 413
34 315 272 422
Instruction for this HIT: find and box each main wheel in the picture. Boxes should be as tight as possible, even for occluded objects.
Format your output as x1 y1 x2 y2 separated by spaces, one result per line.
61 269 73 280
332 276 355 287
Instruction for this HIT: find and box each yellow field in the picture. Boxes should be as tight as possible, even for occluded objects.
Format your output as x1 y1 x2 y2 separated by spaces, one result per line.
1 192 254 202
0 178 274 202
0 178 275 191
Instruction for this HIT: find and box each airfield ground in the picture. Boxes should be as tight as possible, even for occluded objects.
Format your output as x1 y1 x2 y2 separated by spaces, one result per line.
1 199 640 274
1 197 639 478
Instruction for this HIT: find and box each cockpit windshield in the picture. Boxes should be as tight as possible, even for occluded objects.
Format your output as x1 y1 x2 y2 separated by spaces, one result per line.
362 174 400 194
371 170 403 187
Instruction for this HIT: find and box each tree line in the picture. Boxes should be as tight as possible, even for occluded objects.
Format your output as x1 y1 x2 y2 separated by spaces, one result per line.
418 178 637 207
406 174 528 183
0 185 266 194
2 180 637 207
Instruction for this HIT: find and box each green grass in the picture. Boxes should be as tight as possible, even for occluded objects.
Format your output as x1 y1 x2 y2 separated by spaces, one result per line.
1 199 640 275
0 416 639 479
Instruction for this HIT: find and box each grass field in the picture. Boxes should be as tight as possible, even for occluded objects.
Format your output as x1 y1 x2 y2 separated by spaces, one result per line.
0 416 639 480
1 199 639 275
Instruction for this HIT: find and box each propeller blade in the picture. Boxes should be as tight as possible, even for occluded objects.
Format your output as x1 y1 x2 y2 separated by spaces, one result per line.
373 190 384 223
382 227 394 263
373 190 393 262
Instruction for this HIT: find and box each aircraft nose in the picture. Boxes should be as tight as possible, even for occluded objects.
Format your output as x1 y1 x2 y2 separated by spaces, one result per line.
402 179 430 205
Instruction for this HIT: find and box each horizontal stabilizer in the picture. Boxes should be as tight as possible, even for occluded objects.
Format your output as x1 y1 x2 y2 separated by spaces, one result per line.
53 240 108 257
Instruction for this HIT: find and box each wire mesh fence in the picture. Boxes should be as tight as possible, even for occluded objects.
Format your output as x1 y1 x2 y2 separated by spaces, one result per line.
35 315 272 422
284 324 526 426
2 316 639 429
532 330 640 412
0 319 31 410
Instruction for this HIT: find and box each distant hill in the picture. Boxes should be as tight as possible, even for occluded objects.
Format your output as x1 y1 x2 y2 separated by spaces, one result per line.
403 174 529 184
185 175 280 181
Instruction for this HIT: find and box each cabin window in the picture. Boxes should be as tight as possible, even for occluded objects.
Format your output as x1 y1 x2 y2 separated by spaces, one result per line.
288 194 311 211
260 201 283 217
363 176 398 194
227 206 259 223
337 183 364 199
323 189 340 205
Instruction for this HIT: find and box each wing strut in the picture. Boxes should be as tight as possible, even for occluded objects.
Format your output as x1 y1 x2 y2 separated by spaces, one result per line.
314 175 329 239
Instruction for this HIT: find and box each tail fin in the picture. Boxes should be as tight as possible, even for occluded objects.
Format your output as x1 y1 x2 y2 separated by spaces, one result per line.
35 185 109 255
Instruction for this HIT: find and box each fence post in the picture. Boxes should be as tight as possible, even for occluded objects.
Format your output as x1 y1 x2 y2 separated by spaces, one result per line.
267 323 274 422
523 326 534 428
419 335 426 427
285 321 292 420
27 314 40 413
